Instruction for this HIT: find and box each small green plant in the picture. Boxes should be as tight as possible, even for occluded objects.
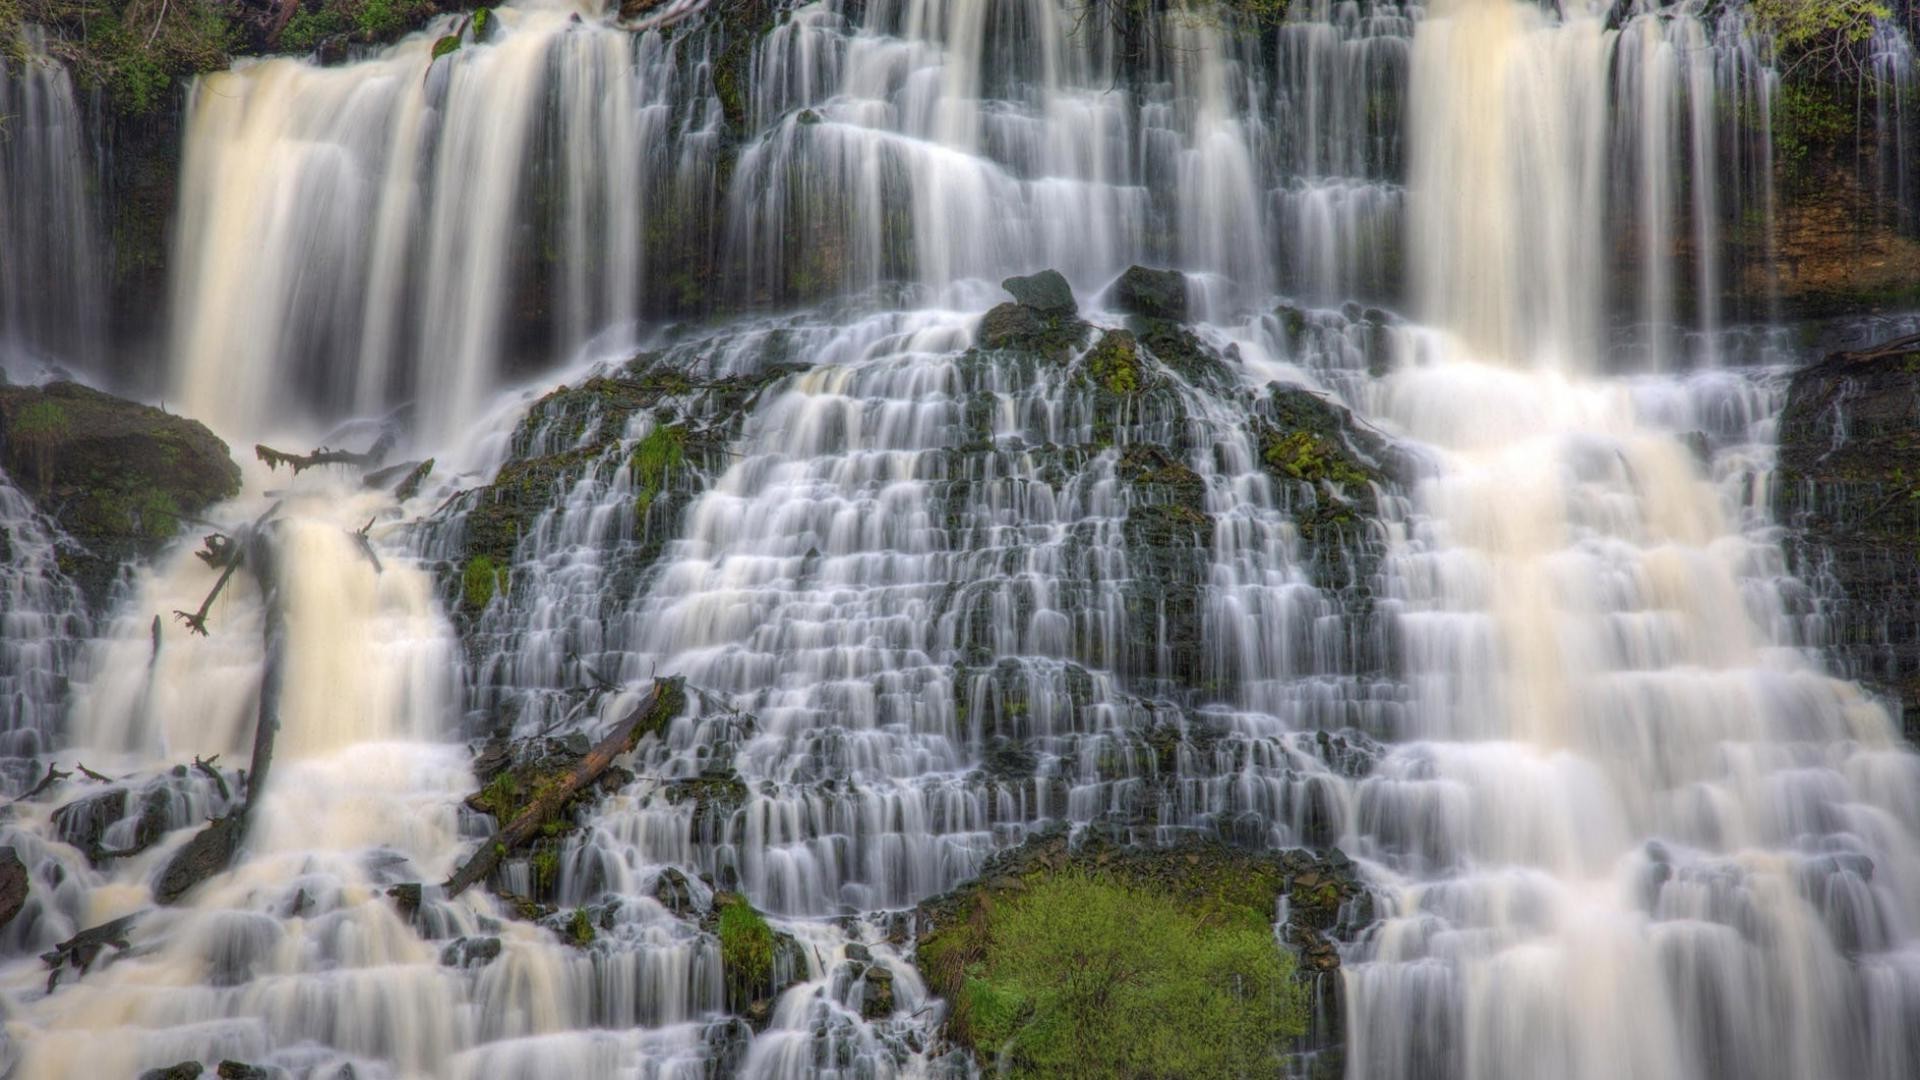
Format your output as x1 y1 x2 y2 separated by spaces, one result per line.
567 907 595 947
717 894 776 999
12 400 68 441
630 424 686 518
462 555 501 610
530 846 560 892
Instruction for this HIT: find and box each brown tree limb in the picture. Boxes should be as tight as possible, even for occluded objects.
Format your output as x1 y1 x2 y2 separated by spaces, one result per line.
443 679 684 898
12 763 70 804
256 431 395 476
171 502 281 636
41 913 138 992
194 755 231 803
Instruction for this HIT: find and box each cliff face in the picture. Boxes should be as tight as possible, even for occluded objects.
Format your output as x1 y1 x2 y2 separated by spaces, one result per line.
1775 336 1920 742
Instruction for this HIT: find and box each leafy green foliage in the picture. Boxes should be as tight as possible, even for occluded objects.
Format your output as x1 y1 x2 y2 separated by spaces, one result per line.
462 555 501 611
717 894 776 1000
566 907 596 947
932 872 1306 1078
1753 0 1891 78
630 424 686 519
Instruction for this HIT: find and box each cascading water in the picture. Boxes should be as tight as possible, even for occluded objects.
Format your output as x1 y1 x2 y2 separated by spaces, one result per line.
0 27 107 376
2 0 1919 1078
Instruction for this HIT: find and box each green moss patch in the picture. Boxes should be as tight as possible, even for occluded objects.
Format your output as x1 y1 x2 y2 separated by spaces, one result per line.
918 845 1312 1078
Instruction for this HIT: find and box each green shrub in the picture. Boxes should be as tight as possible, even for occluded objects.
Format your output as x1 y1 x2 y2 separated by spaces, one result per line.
630 424 686 518
717 894 775 999
934 872 1306 1079
461 555 501 610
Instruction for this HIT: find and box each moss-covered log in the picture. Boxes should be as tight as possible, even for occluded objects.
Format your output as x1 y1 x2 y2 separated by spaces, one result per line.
444 678 687 897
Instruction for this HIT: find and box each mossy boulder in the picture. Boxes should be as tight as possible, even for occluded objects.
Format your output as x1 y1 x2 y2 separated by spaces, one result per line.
1109 265 1188 322
978 270 1091 358
0 382 240 606
1001 269 1078 317
708 891 805 1028
914 829 1362 1079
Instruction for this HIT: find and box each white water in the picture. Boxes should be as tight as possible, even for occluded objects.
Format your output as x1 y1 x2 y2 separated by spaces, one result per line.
1 1 1918 1078
0 29 106 376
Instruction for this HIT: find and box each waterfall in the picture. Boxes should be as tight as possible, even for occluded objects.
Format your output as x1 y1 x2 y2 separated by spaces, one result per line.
0 27 107 376
1 0 1918 1077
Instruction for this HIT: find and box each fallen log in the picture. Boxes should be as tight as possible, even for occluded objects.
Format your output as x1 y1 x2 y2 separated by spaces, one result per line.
41 912 139 991
255 430 395 476
11 763 70 804
443 679 685 898
155 525 287 905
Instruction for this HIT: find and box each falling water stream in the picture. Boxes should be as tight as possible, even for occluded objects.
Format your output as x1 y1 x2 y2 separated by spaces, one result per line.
2 0 1919 1077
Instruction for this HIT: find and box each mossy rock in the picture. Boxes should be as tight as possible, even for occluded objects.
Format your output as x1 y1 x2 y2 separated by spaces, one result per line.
977 302 1089 358
0 382 240 607
708 891 805 1027
914 830 1362 1078
1001 269 1078 317
1083 329 1142 395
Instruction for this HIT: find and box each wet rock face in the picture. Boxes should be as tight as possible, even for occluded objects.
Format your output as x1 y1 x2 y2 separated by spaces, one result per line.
1774 341 1920 740
0 847 27 931
0 382 240 607
1109 265 1189 323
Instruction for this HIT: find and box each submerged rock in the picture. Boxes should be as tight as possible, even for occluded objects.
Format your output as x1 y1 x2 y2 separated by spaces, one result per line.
0 382 240 606
138 1064 203 1080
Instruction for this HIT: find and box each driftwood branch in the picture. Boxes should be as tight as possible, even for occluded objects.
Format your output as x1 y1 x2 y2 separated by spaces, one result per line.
12 763 70 804
256 431 395 476
75 763 112 784
171 502 280 636
194 755 231 803
155 517 288 906
41 913 138 992
443 679 682 898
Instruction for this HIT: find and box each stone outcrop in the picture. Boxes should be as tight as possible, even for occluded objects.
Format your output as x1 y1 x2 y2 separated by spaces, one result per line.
0 381 240 606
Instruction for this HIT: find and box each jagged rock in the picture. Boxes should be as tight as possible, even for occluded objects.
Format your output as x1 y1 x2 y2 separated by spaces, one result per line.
138 1064 203 1080
1001 269 1077 316
1775 338 1920 740
651 867 699 916
52 789 128 859
154 813 247 905
1111 265 1189 322
0 382 241 606
0 847 28 930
